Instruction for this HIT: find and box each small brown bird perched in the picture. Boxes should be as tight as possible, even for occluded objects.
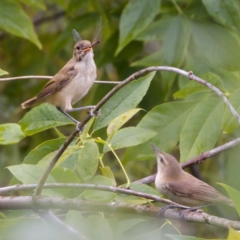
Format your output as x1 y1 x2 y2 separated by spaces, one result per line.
21 39 99 124
152 144 234 209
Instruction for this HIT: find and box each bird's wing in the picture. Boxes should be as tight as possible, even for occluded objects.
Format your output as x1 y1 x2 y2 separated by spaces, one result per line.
37 65 78 100
165 180 228 204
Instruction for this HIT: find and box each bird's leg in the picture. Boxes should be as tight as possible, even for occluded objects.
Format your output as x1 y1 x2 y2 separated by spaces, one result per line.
158 204 187 216
56 107 80 124
68 106 101 117
179 203 211 219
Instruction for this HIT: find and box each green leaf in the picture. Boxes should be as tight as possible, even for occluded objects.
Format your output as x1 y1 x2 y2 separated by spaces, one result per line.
0 124 25 145
0 68 8 76
107 108 142 140
65 211 94 239
119 218 145 233
218 183 240 216
174 72 225 99
19 104 74 136
132 15 191 67
93 72 155 132
123 101 197 163
202 0 240 32
0 1 42 49
116 0 160 54
60 147 81 170
227 228 240 240
223 88 240 133
77 141 99 182
7 164 55 184
191 21 240 71
38 144 80 169
130 183 161 196
88 215 113 240
99 166 116 187
24 138 66 164
104 127 157 153
136 15 174 41
18 0 46 10
82 176 115 201
166 235 211 240
180 97 224 162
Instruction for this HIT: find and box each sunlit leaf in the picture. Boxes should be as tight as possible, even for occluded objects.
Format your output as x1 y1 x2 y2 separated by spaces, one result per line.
227 228 240 240
0 124 25 145
107 108 142 139
0 68 8 76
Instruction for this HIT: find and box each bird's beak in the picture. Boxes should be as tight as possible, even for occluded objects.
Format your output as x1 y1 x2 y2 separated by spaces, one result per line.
151 143 160 153
82 40 100 52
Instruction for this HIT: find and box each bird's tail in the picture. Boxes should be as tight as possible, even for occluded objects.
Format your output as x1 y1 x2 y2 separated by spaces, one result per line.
222 197 235 208
21 97 38 109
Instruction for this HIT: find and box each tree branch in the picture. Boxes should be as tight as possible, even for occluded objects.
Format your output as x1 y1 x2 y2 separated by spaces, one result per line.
0 196 239 230
0 183 189 209
33 66 240 197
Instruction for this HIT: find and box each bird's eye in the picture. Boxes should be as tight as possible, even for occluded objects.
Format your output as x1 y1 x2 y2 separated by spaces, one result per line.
160 157 164 163
76 46 80 50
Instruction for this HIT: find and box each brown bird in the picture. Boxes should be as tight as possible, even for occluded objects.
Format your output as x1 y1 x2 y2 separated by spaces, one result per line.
152 144 234 210
21 39 99 124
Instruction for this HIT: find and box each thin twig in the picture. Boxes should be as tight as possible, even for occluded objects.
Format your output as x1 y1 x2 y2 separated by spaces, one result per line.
0 196 239 230
0 75 120 84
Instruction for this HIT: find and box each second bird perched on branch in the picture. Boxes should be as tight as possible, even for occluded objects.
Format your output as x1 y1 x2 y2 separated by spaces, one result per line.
152 144 234 214
21 30 99 125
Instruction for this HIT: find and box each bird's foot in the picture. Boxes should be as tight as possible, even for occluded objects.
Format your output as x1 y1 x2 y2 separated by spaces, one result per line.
89 107 101 117
179 207 203 219
158 205 178 216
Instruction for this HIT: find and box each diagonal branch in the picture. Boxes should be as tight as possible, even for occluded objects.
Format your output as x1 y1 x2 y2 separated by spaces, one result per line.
33 66 240 197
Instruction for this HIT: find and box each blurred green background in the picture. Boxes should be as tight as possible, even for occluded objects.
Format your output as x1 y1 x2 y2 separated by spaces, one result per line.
1 0 240 239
